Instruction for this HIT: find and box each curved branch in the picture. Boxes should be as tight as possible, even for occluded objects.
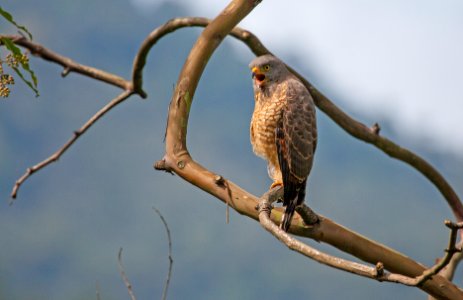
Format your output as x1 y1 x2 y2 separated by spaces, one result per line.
5 10 462 299
135 17 462 223
158 13 463 300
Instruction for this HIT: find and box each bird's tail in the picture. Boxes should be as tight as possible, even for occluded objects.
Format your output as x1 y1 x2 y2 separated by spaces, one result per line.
280 197 298 232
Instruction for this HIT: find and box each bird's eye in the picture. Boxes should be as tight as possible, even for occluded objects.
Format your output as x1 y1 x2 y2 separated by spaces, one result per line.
263 65 270 71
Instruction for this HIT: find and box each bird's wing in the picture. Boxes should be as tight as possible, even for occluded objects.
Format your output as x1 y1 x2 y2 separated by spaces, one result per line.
276 79 317 205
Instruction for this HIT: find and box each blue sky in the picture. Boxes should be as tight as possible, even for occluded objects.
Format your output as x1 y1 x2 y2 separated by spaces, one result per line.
132 0 463 156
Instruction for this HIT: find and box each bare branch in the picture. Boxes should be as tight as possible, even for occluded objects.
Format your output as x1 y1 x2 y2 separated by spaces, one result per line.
118 248 137 300
153 207 173 300
1 35 133 92
133 16 463 224
10 90 133 201
158 12 463 299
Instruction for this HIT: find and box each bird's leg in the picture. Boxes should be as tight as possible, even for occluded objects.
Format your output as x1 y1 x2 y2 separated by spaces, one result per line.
295 204 320 226
255 184 283 212
262 184 283 204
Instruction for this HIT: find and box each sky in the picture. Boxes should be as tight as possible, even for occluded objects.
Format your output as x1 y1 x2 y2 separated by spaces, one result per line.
131 0 463 157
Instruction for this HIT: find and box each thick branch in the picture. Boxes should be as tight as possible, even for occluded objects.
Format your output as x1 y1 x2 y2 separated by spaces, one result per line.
137 17 462 224
159 14 463 300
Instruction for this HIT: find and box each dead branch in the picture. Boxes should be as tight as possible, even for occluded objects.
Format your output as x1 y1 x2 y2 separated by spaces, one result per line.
118 248 137 300
153 207 173 300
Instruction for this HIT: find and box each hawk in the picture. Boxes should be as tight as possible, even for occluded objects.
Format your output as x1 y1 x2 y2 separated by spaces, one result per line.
249 55 317 232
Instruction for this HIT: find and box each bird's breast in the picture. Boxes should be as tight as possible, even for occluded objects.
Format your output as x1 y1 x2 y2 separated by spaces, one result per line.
250 90 286 164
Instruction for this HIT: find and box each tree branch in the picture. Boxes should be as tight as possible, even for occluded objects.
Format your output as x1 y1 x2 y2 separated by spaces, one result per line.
157 12 463 300
1 35 133 92
131 17 463 224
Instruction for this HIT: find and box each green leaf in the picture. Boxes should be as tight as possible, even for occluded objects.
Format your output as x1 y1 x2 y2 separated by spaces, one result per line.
0 6 33 40
1 37 39 96
1 36 21 55
11 65 39 97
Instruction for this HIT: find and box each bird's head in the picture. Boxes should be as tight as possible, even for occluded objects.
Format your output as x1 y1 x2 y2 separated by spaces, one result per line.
249 55 288 89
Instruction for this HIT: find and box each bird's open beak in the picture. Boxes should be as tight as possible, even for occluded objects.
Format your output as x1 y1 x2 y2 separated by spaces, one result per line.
252 67 266 83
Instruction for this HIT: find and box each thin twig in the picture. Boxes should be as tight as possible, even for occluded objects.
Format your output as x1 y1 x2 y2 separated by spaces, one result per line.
117 248 137 300
153 207 173 300
10 90 133 201
416 221 463 285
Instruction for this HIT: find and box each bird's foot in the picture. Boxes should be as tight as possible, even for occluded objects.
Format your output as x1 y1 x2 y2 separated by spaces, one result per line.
296 205 320 226
259 184 283 205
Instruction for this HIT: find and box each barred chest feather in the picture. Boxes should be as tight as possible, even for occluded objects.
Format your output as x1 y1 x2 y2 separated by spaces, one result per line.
250 83 287 168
